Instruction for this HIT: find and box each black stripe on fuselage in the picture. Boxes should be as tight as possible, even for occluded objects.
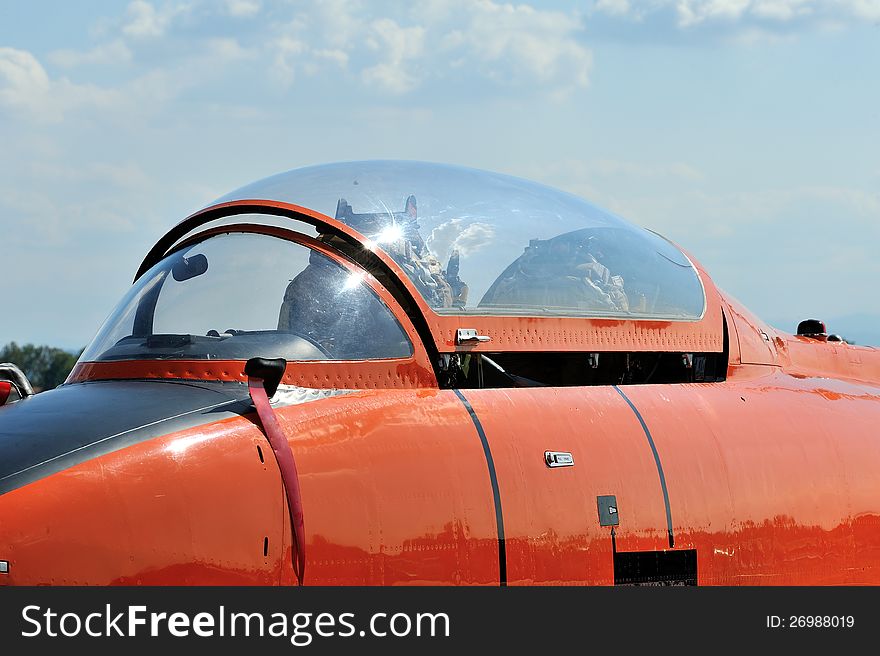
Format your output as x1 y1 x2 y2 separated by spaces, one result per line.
613 385 675 549
453 388 507 587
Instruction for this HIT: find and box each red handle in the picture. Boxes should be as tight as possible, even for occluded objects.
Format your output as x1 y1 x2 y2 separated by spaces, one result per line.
248 379 305 585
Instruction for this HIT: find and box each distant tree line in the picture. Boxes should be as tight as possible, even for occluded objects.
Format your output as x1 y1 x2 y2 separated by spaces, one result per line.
1 342 83 391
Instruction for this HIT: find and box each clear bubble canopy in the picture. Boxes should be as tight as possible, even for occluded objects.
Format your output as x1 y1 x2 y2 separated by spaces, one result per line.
218 161 706 321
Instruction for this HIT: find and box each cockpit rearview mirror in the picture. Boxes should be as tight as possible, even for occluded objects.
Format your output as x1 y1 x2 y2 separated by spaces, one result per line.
171 253 209 282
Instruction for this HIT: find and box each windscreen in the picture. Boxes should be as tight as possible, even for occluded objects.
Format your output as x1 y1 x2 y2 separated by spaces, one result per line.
78 233 413 363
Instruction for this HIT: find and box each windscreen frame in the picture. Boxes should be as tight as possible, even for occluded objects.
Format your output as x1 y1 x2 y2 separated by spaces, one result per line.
70 225 438 389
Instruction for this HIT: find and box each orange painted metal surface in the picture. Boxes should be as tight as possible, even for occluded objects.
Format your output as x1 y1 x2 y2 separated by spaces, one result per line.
724 295 779 367
779 336 880 387
5 357 880 585
622 371 880 584
456 387 670 585
5 356 880 588
725 291 880 386
0 415 285 585
270 390 501 585
0 391 502 586
67 358 436 390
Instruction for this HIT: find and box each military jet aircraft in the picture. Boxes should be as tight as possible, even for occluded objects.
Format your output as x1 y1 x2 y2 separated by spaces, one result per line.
1 161 878 586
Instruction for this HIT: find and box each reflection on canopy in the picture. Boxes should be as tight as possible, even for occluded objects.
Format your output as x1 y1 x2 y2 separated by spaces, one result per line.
217 161 705 321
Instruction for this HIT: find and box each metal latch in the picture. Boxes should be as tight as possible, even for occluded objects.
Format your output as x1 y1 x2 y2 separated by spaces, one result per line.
545 451 574 468
456 328 491 345
0 560 8 574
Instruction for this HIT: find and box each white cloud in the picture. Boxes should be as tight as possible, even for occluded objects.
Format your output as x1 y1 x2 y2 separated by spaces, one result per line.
0 48 122 122
594 0 880 29
225 0 261 18
48 40 133 69
0 48 50 111
595 0 633 17
676 0 751 27
271 35 307 84
204 37 257 62
14 1 595 101
362 18 426 94
442 0 592 93
122 0 187 39
123 1 165 37
266 0 591 94
312 0 367 48
848 0 880 20
750 0 814 21
312 48 349 67
428 219 496 264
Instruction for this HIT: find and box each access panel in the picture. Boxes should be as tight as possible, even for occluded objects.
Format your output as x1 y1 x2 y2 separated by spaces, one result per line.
457 386 677 585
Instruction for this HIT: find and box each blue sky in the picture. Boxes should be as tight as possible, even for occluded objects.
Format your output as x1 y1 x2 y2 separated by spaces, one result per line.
1 0 878 349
